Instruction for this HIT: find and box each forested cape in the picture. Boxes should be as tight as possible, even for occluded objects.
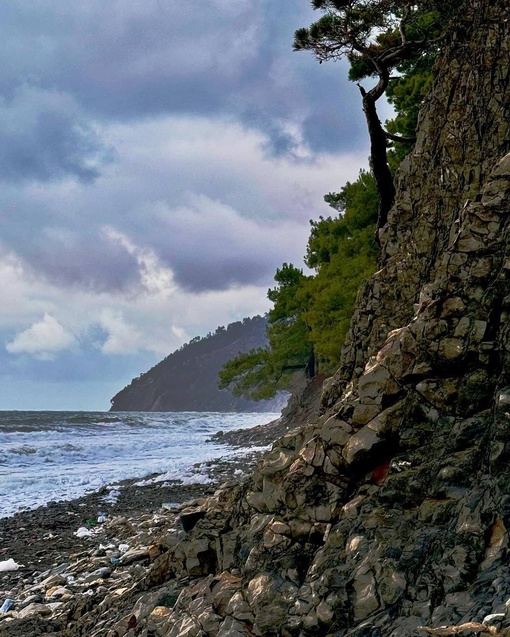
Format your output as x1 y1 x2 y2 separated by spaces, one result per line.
219 0 464 403
109 316 286 412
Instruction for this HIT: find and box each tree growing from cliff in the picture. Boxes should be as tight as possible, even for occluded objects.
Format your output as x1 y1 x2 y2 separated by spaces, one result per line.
219 3 465 400
304 170 379 368
219 264 313 400
219 172 379 398
294 0 463 234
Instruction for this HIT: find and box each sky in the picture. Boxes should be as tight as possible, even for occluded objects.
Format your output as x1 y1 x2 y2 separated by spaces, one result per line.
0 0 374 410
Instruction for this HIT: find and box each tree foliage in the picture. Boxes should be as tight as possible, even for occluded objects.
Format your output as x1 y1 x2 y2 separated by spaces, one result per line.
303 171 378 368
219 172 378 398
219 2 464 401
294 0 463 232
219 264 314 400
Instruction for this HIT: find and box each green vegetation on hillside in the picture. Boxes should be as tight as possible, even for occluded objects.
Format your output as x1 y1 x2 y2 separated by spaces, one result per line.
220 264 313 400
304 171 379 366
219 1 462 401
110 316 285 412
219 172 378 399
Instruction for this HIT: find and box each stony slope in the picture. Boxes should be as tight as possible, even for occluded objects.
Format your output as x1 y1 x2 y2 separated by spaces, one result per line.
2 1 510 635
110 316 286 413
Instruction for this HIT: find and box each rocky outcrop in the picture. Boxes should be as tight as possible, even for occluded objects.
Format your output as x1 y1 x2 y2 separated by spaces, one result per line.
122 3 510 634
2 1 510 635
323 0 510 409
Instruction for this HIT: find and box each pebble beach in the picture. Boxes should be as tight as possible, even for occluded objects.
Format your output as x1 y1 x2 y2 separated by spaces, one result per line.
0 444 266 635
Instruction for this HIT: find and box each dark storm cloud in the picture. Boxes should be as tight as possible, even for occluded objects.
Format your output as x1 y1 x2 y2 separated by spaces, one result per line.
240 109 299 158
0 0 366 165
138 194 311 293
0 86 111 183
24 239 141 293
170 256 274 293
0 0 369 298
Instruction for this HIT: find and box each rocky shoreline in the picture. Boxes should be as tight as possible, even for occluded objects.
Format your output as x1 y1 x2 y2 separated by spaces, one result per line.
0 448 264 635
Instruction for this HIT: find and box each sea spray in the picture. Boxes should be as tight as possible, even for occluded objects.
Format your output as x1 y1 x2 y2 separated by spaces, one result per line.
0 411 277 518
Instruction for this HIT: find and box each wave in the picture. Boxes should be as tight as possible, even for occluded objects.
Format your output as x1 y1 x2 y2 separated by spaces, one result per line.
8 445 38 455
0 411 277 519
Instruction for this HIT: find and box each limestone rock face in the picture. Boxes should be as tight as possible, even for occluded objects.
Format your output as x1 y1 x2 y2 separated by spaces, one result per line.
5 1 510 636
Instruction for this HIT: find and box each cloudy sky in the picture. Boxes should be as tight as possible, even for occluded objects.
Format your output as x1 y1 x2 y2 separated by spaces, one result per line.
1 0 373 410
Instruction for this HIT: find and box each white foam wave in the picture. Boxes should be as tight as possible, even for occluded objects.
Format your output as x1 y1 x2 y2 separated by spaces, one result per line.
0 411 278 518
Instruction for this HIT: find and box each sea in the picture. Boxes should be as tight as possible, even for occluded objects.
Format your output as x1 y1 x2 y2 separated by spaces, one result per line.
0 410 278 520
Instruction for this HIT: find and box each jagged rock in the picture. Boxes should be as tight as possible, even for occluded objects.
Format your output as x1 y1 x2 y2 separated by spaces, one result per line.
18 594 43 609
217 616 252 636
120 547 150 565
82 567 112 583
40 574 66 590
45 586 72 599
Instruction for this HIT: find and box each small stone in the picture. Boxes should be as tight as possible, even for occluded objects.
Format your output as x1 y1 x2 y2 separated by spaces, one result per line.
18 594 43 609
120 547 150 565
483 612 505 626
320 416 352 445
225 592 253 622
302 609 319 629
258 449 294 475
441 297 466 317
415 378 458 408
151 606 172 617
217 616 253 637
316 600 334 624
352 403 382 426
358 363 393 404
17 602 53 619
352 567 379 621
342 425 381 465
270 521 290 535
82 567 111 583
439 337 463 360
41 573 66 590
45 585 72 598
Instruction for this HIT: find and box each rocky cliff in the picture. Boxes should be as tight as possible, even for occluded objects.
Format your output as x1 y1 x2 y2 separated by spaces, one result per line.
110 316 287 413
3 1 510 635
131 3 510 634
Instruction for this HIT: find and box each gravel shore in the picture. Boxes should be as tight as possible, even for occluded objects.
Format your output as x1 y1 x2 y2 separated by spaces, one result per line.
0 449 263 596
0 415 283 635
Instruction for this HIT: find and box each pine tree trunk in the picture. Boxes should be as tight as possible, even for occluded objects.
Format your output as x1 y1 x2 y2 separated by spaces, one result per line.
361 88 396 236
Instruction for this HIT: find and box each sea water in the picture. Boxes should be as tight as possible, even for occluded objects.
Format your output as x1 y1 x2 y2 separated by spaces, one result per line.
0 411 278 519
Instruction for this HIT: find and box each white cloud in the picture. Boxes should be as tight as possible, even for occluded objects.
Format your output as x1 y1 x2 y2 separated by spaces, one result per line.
0 108 359 363
6 313 76 359
104 115 366 224
98 309 144 355
102 226 176 297
0 247 270 361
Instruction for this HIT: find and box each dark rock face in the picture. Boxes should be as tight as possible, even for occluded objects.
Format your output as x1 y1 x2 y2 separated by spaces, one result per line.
109 316 287 413
3 1 510 635
324 0 510 408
